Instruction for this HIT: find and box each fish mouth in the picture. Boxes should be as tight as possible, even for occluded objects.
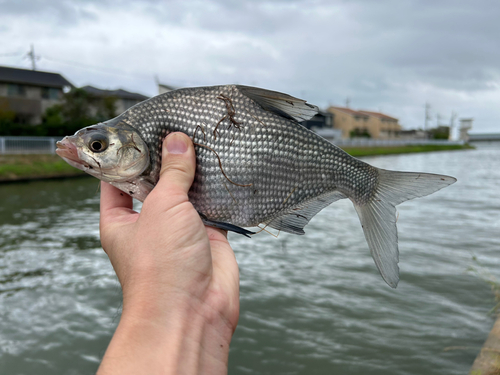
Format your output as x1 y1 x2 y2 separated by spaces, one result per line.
56 137 88 171
56 137 80 162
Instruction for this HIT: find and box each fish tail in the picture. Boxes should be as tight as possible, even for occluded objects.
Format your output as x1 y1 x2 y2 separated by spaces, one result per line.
352 169 456 288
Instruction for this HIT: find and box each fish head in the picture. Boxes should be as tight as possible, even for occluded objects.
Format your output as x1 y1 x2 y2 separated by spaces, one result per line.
56 122 150 183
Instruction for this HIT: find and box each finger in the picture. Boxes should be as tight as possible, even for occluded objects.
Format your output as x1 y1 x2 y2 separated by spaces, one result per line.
154 132 196 199
100 182 134 223
205 226 228 240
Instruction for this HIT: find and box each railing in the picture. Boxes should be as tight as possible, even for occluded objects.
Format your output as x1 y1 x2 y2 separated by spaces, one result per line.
331 138 465 147
0 136 61 155
0 135 465 155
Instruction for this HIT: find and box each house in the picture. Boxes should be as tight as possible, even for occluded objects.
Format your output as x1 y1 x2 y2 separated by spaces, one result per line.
81 86 149 116
301 111 334 130
326 107 370 139
0 65 73 124
358 110 401 139
326 106 401 139
300 111 342 140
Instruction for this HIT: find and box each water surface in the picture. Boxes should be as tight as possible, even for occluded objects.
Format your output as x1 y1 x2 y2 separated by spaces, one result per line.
0 147 498 374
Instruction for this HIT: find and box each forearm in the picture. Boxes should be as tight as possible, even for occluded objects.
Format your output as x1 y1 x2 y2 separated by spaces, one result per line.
97 298 233 375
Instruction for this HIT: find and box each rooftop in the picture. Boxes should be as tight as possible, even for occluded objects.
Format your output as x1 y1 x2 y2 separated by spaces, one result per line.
81 85 149 101
358 110 398 121
328 106 369 117
0 65 73 88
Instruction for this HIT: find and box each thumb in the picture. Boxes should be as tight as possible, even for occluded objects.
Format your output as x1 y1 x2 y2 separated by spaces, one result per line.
156 132 196 196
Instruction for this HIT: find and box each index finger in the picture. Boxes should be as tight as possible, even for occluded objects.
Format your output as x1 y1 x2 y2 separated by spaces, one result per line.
100 182 134 223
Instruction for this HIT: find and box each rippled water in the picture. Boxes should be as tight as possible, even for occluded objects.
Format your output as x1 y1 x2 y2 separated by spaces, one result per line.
1 146 499 374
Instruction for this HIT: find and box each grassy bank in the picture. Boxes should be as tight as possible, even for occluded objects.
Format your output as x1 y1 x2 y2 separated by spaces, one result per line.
0 144 471 182
340 144 472 157
0 154 86 182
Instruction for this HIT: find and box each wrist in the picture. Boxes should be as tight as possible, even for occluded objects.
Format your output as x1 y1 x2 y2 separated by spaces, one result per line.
98 289 234 374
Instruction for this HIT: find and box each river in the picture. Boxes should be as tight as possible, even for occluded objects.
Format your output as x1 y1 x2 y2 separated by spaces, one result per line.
1 145 499 374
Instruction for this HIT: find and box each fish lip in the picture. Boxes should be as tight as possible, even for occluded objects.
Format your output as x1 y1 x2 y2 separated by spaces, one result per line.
56 137 92 172
56 137 82 164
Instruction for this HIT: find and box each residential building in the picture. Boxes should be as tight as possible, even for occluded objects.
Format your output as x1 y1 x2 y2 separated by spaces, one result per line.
326 107 370 139
326 106 401 139
358 110 401 139
81 86 149 116
301 111 342 140
301 111 334 130
0 65 73 124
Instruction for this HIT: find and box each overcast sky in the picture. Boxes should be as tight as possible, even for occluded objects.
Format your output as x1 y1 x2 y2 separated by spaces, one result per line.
1 0 498 133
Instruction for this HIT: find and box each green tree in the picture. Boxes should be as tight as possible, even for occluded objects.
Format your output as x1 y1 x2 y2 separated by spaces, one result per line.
39 88 115 136
429 126 449 140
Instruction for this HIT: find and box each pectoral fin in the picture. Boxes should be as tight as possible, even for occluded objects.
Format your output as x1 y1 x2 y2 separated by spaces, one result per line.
199 213 255 238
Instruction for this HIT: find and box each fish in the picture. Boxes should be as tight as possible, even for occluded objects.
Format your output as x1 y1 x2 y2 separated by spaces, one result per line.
56 84 456 288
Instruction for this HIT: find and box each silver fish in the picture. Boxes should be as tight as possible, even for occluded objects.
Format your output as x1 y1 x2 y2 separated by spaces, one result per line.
56 85 456 287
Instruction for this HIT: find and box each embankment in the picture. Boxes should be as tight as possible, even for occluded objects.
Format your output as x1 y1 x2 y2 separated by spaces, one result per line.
0 154 86 182
0 144 472 182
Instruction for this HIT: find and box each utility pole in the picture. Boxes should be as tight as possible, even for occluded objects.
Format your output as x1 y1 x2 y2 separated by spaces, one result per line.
26 44 39 70
345 97 350 108
424 103 431 130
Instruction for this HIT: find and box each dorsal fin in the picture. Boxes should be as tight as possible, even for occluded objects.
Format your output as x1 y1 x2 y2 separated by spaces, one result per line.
236 85 319 122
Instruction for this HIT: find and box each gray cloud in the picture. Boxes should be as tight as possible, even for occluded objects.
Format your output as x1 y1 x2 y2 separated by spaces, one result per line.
0 0 498 131
0 0 98 25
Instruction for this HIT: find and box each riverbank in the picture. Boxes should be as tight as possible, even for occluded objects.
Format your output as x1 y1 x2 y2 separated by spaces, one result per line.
0 154 86 182
341 143 472 157
0 144 472 182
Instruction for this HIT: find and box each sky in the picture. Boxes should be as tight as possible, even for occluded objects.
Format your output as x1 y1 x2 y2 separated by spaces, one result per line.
0 0 498 133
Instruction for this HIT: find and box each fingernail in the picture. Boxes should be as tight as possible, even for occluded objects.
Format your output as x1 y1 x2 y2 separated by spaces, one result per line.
166 133 188 154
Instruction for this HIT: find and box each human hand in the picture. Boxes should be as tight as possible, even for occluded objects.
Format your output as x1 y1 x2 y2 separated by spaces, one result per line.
97 132 240 375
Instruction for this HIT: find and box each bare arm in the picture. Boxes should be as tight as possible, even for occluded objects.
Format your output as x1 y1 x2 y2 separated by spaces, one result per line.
97 133 240 375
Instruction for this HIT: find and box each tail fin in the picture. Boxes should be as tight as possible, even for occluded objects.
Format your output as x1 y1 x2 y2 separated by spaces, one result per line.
353 169 456 288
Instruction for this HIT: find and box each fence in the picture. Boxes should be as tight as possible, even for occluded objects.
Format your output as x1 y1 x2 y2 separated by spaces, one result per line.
331 138 465 147
0 135 465 155
0 136 61 155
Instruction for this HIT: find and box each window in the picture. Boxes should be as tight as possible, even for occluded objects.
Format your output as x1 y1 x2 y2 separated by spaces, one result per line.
41 87 60 100
7 84 26 97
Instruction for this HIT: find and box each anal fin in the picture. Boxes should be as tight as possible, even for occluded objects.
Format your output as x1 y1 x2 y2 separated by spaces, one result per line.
266 190 347 235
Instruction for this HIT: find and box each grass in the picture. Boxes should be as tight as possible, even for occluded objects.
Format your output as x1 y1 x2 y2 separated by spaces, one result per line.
340 144 472 157
0 154 86 181
0 144 472 182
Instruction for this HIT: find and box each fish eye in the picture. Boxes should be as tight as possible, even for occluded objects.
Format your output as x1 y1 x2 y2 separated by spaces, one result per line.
88 134 108 153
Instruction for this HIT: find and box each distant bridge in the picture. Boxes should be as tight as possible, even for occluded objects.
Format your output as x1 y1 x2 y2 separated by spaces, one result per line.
468 133 500 142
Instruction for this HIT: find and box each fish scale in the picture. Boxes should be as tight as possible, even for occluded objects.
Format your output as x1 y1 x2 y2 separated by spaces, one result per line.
123 85 354 227
56 84 456 287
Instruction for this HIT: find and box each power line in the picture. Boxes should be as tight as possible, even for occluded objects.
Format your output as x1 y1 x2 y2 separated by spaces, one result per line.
0 51 23 57
43 55 152 80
